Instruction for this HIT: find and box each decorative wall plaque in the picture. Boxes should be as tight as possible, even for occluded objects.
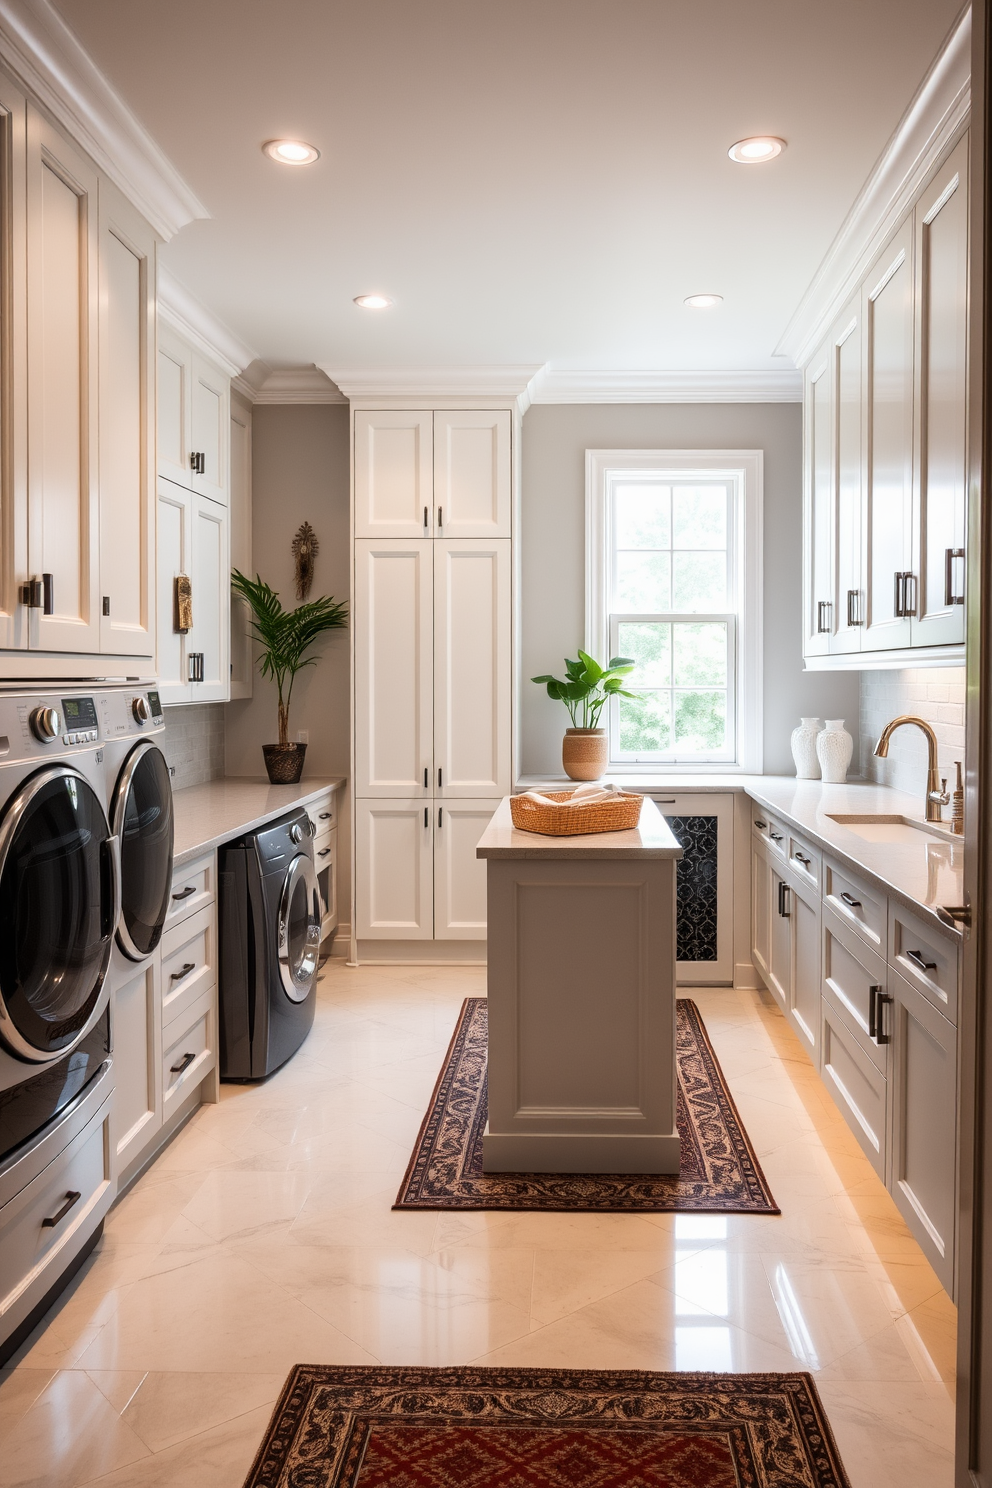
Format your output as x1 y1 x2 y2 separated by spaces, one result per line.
292 521 319 600
174 573 192 633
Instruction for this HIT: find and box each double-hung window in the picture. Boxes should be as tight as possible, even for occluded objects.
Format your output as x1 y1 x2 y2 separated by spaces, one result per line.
586 450 762 771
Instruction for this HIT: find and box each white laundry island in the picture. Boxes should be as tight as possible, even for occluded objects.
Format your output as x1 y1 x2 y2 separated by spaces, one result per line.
476 795 683 1173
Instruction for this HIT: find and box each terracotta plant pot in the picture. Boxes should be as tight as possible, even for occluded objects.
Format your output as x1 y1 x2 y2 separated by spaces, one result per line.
262 742 307 784
562 727 608 782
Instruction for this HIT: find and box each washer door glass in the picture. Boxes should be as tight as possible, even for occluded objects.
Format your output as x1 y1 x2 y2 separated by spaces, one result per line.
0 769 116 1060
277 854 321 1003
114 743 174 960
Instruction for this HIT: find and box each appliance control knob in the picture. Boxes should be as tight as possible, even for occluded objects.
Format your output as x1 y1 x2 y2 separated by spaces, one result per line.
132 696 151 724
290 823 304 843
30 706 62 741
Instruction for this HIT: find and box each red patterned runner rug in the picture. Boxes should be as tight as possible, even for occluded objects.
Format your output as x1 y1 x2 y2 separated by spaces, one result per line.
243 1366 851 1487
394 998 779 1212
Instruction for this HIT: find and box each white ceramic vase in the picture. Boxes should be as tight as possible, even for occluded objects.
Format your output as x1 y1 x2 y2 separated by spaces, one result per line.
816 719 854 784
791 717 823 779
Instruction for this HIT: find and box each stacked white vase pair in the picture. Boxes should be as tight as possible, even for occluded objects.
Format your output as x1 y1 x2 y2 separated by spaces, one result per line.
790 718 853 783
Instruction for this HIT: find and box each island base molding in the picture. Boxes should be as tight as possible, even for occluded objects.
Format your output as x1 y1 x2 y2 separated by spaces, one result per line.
482 1127 681 1173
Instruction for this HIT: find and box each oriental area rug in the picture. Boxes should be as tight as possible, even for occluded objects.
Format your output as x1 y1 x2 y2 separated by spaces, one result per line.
242 1366 851 1488
393 998 778 1213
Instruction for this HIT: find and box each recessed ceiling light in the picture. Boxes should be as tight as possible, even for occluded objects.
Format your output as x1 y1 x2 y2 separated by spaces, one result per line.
728 136 785 164
353 294 393 310
684 293 723 309
263 139 320 165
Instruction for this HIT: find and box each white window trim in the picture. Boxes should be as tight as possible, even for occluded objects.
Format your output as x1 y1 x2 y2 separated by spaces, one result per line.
585 448 763 773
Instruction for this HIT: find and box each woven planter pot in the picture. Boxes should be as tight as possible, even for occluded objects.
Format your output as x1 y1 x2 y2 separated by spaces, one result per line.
562 727 608 782
262 742 307 784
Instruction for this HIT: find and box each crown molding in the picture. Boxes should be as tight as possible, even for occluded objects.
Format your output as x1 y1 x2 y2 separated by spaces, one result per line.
528 366 803 403
776 4 971 367
321 364 544 410
157 267 256 379
0 0 207 240
233 364 346 405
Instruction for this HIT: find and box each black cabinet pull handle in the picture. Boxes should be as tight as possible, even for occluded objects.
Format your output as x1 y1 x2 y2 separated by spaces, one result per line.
840 891 862 908
876 991 892 1044
754 819 767 829
777 881 790 917
42 572 54 614
172 885 195 902
438 506 443 528
423 505 429 530
438 806 443 827
318 848 331 858
869 984 880 1039
424 767 428 788
424 807 429 828
906 948 937 973
170 1051 196 1075
794 851 810 866
42 1190 81 1228
770 831 783 841
170 961 196 982
319 811 332 820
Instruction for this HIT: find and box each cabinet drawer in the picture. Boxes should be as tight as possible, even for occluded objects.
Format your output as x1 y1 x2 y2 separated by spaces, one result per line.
163 989 215 1117
787 833 820 890
889 901 959 1024
306 793 337 837
820 996 887 1179
166 851 215 927
823 858 886 956
822 907 888 1071
315 828 338 939
0 1094 113 1319
161 903 215 1030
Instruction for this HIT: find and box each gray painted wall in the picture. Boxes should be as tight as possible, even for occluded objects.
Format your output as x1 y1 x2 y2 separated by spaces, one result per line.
225 404 352 910
518 403 860 778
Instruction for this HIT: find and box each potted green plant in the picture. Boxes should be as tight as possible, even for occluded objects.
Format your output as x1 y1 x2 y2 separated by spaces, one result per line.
231 568 348 784
531 650 636 780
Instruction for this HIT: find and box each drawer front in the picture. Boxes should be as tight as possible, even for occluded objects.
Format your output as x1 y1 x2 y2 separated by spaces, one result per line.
166 851 215 928
306 792 337 838
163 990 215 1117
889 901 960 1024
823 857 886 956
0 1095 113 1318
787 832 820 890
161 903 215 1030
315 827 338 938
820 996 887 1179
764 814 788 860
821 907 888 1071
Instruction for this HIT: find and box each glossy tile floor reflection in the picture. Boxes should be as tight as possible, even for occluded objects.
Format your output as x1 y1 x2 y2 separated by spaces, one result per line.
0 966 956 1487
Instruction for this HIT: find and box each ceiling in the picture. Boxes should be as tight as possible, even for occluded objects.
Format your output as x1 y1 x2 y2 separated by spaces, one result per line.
52 0 966 377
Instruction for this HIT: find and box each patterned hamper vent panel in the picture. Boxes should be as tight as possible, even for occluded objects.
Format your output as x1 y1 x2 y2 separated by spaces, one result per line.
665 814 719 962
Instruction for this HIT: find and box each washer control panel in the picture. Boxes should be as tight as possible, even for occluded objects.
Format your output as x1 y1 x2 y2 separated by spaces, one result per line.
60 695 99 746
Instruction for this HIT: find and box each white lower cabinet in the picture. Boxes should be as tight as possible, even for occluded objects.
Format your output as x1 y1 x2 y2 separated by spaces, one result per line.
787 867 821 1062
356 799 434 939
820 992 888 1179
111 957 160 1174
434 799 496 939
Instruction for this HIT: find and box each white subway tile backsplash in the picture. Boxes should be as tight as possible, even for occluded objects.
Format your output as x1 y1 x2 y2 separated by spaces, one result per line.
860 666 965 800
160 704 225 791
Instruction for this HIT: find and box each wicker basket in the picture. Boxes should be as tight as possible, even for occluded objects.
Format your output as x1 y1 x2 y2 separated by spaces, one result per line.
509 790 643 837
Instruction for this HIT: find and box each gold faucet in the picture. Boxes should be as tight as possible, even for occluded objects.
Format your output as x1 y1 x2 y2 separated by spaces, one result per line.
873 716 950 823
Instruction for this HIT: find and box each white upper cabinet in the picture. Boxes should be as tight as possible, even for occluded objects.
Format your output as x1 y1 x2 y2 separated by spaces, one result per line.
228 393 253 699
833 305 863 652
25 104 101 654
863 219 916 653
0 69 27 653
913 134 968 648
189 495 229 700
98 182 156 657
190 356 229 505
157 327 192 489
433 539 511 796
354 539 434 796
354 411 433 537
803 345 834 657
433 410 511 537
156 477 190 704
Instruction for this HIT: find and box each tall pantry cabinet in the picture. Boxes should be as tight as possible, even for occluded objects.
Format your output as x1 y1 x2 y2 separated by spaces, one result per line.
352 407 513 954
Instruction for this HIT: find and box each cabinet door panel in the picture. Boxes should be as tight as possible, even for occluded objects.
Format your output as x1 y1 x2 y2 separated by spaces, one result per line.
355 411 433 537
26 107 100 652
434 798 496 939
229 398 253 698
99 184 155 657
789 874 820 1061
356 798 433 939
822 909 887 1068
0 70 27 651
112 957 161 1172
863 221 915 650
434 539 510 796
355 540 433 796
767 862 791 1014
157 326 192 487
190 494 229 701
433 410 511 537
156 478 191 704
914 136 968 647
804 346 833 656
833 305 863 651
655 792 733 984
751 844 772 986
889 969 957 1290
191 354 229 505
821 995 887 1178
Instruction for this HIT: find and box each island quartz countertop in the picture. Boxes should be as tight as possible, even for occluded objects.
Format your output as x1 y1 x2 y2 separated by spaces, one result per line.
476 795 682 860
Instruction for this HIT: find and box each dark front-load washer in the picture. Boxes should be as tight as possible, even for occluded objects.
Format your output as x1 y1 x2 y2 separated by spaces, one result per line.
218 809 321 1080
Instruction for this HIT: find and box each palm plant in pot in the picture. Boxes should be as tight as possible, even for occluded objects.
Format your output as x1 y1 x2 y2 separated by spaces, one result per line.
231 569 348 784
531 650 636 781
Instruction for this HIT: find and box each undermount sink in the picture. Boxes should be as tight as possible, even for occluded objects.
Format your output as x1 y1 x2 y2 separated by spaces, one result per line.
826 813 956 845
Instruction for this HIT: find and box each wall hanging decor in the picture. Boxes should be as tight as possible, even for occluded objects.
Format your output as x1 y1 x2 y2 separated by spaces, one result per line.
532 649 636 781
174 573 192 633
231 568 348 783
291 521 319 601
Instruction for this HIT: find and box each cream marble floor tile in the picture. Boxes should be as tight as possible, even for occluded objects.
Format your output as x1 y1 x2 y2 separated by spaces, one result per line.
79 1401 275 1488
0 1368 151 1488
87 1369 285 1454
816 1382 955 1488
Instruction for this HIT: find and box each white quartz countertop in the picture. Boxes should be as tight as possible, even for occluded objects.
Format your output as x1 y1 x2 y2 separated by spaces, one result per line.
477 794 682 859
172 776 345 867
